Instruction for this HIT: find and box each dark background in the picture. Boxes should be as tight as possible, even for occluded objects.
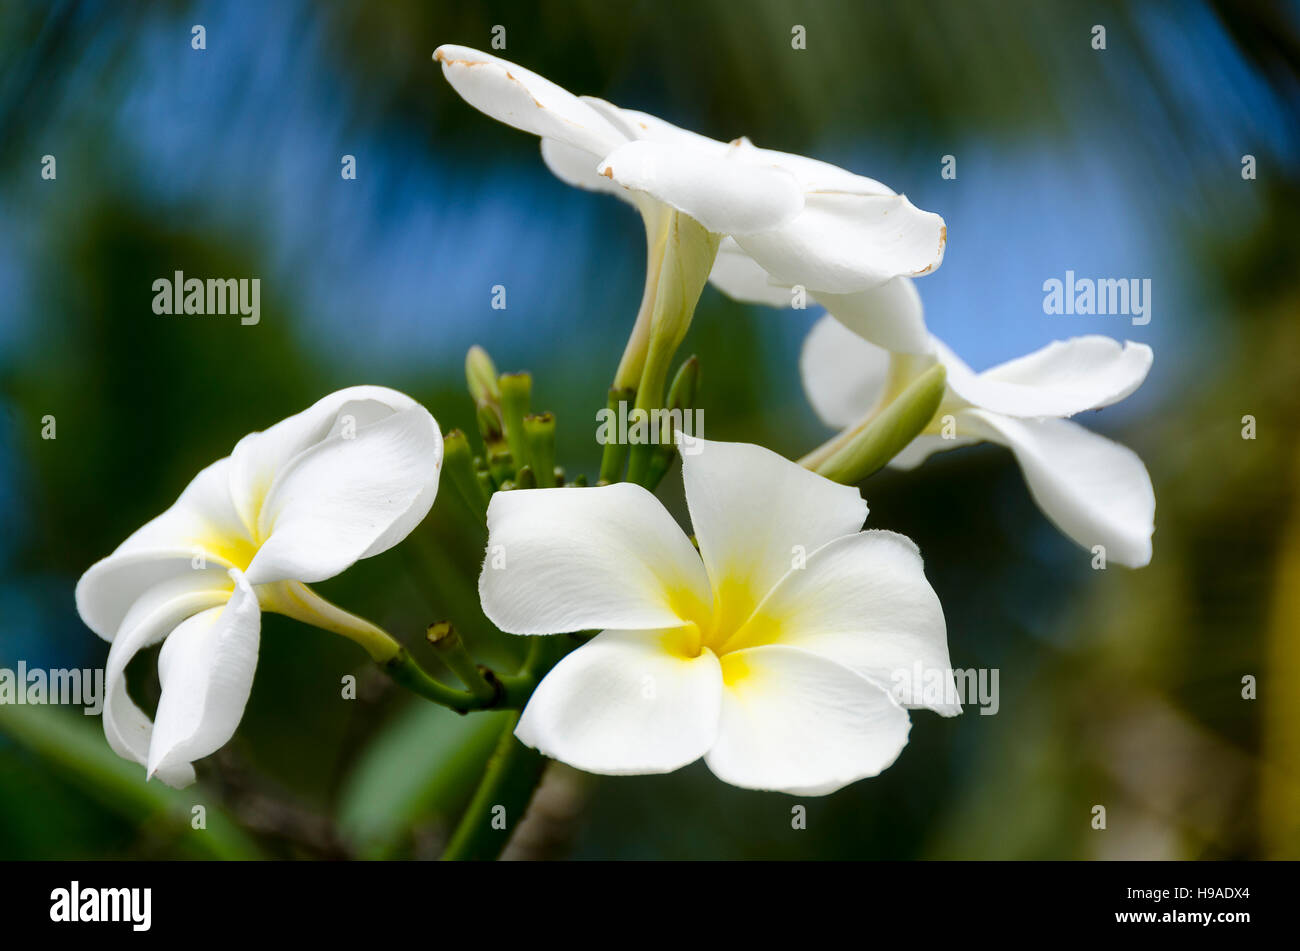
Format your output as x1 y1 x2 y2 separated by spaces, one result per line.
1 0 1298 859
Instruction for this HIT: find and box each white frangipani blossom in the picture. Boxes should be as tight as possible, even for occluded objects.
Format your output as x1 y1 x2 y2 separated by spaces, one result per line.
433 45 946 354
76 386 443 787
800 283 1156 567
479 436 958 796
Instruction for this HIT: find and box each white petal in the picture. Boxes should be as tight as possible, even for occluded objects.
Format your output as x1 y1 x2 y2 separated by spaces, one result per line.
814 277 933 355
681 437 867 636
735 192 947 294
434 45 624 157
228 385 427 538
966 411 1155 567
800 314 892 429
943 337 1154 418
887 431 980 470
708 237 795 307
101 572 235 788
76 456 250 641
731 139 895 195
479 484 712 635
705 645 911 795
539 136 623 196
581 98 731 153
147 571 261 783
597 140 804 235
515 629 722 774
244 404 442 585
728 531 959 715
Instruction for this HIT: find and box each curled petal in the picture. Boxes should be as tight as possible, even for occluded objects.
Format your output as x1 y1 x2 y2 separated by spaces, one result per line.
598 140 804 235
942 337 1153 419
705 645 911 795
244 404 442 586
147 570 261 783
480 483 712 635
101 573 235 787
965 411 1155 567
735 192 947 294
515 629 723 774
228 385 427 537
434 45 624 157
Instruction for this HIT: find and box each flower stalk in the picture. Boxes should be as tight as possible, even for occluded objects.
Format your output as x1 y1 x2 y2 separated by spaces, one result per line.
802 364 947 484
626 212 719 484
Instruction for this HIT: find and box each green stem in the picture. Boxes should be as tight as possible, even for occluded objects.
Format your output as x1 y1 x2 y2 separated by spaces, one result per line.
598 386 635 484
265 581 404 662
382 648 536 713
440 712 547 860
500 373 533 470
439 634 577 860
427 621 498 703
802 364 948 484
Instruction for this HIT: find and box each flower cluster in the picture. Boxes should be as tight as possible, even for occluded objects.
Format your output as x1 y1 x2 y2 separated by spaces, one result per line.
76 46 1154 806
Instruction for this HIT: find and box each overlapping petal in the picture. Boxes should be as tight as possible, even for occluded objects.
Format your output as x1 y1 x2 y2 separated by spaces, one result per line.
708 237 796 308
727 530 958 715
81 385 441 784
435 45 948 301
734 192 947 294
815 277 933 355
705 645 911 795
598 140 804 236
76 457 251 641
681 437 868 636
244 404 443 585
515 628 723 774
147 570 261 782
480 483 712 635
227 386 427 537
101 572 236 788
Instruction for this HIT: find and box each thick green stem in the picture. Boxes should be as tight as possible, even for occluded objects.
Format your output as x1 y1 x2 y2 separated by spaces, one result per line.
439 635 569 860
440 712 547 861
803 363 947 484
598 386 635 484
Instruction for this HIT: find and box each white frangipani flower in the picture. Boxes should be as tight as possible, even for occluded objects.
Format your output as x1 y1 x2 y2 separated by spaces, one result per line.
76 386 443 787
800 284 1156 566
433 45 946 363
479 436 958 796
